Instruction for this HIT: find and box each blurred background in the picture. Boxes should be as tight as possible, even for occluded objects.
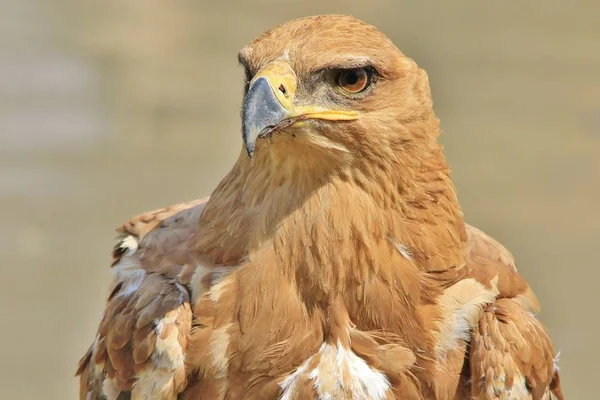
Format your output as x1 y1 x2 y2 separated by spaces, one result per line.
0 1 598 398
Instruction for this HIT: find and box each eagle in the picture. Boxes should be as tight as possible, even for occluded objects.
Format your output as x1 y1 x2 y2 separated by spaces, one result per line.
77 15 564 400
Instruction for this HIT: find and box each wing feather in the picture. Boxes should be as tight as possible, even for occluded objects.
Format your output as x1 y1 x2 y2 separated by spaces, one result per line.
77 198 220 399
460 225 563 399
470 299 562 400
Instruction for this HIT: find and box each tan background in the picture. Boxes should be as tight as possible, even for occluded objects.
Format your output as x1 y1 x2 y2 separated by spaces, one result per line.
0 1 598 398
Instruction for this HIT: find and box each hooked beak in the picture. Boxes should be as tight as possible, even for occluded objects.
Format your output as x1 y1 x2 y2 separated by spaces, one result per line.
242 61 359 158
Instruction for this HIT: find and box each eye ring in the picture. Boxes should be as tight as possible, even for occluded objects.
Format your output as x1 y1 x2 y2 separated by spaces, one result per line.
336 68 372 94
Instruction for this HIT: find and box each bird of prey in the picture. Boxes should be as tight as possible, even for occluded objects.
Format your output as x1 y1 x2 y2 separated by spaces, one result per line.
77 15 564 400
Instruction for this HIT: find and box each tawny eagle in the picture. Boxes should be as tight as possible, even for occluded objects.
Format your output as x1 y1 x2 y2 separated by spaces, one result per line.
77 15 563 400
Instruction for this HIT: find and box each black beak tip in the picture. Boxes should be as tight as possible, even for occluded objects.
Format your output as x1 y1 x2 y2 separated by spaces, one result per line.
242 119 255 159
245 144 254 159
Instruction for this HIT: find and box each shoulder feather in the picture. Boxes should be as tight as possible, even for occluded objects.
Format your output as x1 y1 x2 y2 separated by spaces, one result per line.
78 197 212 399
112 197 209 266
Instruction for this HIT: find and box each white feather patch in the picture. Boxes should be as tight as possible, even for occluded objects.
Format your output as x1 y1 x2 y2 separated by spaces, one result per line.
387 235 413 261
280 341 390 400
314 342 390 400
279 353 314 400
503 373 530 399
435 278 499 358
553 351 561 372
120 235 138 256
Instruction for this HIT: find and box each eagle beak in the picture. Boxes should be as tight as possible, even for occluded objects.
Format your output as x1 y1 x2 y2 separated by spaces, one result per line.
242 61 359 158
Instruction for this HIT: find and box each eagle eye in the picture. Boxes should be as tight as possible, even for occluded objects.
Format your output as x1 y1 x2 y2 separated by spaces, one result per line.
336 68 372 94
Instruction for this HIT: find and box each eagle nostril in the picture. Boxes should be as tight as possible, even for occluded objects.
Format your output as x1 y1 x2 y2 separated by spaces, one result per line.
278 84 287 96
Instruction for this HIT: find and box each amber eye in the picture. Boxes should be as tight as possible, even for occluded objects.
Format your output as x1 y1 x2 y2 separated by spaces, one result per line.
336 68 371 93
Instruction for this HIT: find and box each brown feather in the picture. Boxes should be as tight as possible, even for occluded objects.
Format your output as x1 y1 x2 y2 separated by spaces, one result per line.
77 15 561 400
